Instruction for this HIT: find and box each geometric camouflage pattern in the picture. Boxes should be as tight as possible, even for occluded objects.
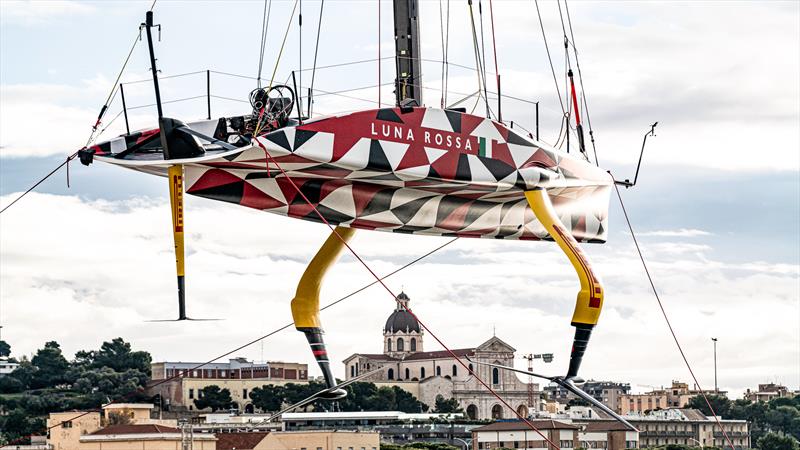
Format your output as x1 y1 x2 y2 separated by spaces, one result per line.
100 107 614 242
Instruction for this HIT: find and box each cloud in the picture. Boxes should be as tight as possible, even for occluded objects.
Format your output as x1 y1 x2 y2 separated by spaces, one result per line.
639 229 712 238
0 1 95 25
0 192 797 398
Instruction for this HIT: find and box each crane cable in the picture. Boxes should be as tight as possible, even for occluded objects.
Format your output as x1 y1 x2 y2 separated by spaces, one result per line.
254 138 562 450
614 184 737 450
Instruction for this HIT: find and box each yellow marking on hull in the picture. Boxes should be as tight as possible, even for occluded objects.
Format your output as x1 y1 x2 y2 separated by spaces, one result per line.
291 226 357 329
525 189 604 326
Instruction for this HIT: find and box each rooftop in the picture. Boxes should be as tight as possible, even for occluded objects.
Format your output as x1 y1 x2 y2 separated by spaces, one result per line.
473 420 579 432
216 432 269 450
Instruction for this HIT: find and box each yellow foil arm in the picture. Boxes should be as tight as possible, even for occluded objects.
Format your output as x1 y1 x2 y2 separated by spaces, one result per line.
525 189 604 327
291 226 357 329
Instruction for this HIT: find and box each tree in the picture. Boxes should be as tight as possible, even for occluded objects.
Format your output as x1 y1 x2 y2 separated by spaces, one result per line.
30 341 69 388
0 340 10 357
686 394 731 418
193 385 234 412
757 431 800 450
83 338 152 374
249 385 284 412
434 396 463 413
394 386 428 413
0 409 45 445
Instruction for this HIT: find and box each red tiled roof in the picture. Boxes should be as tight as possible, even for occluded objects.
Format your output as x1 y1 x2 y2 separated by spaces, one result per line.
473 420 578 432
90 424 180 435
215 432 269 450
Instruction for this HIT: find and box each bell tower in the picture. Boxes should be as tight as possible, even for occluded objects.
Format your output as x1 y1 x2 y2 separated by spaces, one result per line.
383 291 423 357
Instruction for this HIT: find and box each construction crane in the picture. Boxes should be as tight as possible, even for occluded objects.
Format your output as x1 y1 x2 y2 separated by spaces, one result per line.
523 353 554 412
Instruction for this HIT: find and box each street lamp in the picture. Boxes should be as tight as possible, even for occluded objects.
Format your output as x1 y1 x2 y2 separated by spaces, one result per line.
451 437 471 450
711 338 718 393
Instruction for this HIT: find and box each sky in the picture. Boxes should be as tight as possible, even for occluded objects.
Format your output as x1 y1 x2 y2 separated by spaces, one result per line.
0 0 798 401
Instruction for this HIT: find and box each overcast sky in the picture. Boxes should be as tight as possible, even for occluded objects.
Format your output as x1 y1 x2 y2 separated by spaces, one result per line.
1 0 798 400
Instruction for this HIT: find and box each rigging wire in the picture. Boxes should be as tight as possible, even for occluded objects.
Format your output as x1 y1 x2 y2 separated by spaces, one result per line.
254 139 562 449
487 0 501 121
439 0 446 108
563 0 599 166
614 184 737 450
254 0 299 136
6 237 458 446
477 0 491 118
257 0 274 88
467 1 490 116
533 0 566 118
2 0 159 215
378 0 381 107
309 0 325 115
444 0 451 108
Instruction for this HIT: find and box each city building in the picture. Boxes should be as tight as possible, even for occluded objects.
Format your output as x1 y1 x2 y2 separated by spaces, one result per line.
617 381 724 414
46 404 200 450
148 358 308 412
215 430 379 450
544 380 630 411
745 383 796 402
471 420 579 450
79 424 216 450
577 421 639 450
343 292 540 420
0 356 19 376
626 408 749 450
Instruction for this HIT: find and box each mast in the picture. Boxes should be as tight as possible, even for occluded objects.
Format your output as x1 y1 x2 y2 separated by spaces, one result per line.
393 0 422 107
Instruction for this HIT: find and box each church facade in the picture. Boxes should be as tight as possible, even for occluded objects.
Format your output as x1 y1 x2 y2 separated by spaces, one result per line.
342 292 540 420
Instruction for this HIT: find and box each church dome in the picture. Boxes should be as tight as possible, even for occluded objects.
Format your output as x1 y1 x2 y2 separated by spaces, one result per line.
383 292 420 333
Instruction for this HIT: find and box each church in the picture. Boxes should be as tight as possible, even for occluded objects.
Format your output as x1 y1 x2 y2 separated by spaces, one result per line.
343 292 540 420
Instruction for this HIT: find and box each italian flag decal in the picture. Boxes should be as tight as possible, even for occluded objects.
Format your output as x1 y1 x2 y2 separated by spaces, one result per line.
478 137 493 158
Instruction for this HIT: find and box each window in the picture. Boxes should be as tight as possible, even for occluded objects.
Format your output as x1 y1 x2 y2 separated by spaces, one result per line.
193 370 199 377
189 388 195 399
514 441 520 448
221 370 226 377
62 421 72 429
351 365 355 377
410 338 417 351
560 440 574 448
469 363 473 373
397 338 405 351
388 368 394 380
387 339 392 351
421 367 426 378
243 389 248 399
492 367 500 385
405 368 410 379
436 366 441 376
452 364 458 376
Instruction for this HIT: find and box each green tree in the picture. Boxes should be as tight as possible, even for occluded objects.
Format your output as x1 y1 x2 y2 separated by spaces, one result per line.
434 396 462 413
766 406 800 440
394 386 428 413
0 409 45 445
0 340 10 357
249 384 284 412
686 394 731 418
193 385 234 412
30 341 69 388
0 375 25 393
84 338 152 374
757 431 800 450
